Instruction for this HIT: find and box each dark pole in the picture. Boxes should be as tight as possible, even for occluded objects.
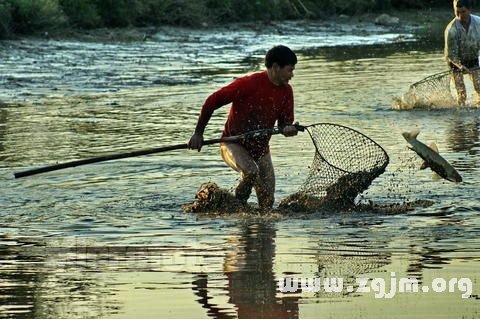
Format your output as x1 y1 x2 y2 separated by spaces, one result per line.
13 128 282 179
14 137 227 179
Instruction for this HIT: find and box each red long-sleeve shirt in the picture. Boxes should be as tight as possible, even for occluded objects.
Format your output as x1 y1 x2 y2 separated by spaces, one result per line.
196 71 294 160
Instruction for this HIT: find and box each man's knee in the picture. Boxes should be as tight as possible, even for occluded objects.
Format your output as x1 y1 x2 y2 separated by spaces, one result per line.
241 164 259 182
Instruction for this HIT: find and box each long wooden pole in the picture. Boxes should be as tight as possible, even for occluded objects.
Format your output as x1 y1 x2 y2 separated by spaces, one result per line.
13 131 271 179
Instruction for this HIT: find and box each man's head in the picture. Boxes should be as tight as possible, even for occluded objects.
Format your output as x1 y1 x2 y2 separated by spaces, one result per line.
455 0 473 23
265 45 297 86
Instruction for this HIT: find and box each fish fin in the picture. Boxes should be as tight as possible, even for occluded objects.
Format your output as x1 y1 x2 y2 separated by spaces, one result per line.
429 143 439 153
432 173 442 180
403 129 420 139
420 161 429 170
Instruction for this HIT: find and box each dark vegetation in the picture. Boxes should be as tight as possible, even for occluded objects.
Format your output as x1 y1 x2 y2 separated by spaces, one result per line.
0 0 458 39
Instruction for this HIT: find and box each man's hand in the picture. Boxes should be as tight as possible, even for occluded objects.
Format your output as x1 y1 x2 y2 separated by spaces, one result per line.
461 65 472 73
282 124 298 137
188 133 204 151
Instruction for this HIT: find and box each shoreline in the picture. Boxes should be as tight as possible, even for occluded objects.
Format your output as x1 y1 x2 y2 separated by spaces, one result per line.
6 8 453 44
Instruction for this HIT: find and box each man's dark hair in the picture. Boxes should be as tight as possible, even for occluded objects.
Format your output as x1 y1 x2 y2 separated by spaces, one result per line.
456 0 473 9
265 45 297 68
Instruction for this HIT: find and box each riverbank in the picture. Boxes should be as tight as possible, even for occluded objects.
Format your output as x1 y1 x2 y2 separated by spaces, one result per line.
9 7 453 44
0 0 452 39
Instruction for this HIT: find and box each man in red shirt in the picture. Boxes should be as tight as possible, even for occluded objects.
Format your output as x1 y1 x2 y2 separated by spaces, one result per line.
188 45 299 210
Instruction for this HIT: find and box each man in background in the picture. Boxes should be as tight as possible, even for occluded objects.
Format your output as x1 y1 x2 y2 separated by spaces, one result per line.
445 0 480 106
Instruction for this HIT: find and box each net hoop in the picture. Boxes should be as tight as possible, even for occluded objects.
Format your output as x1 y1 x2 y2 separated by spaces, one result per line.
410 66 480 89
409 70 451 89
303 122 390 174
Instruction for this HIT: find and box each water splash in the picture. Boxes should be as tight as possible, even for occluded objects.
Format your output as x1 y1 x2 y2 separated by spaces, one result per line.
392 70 459 109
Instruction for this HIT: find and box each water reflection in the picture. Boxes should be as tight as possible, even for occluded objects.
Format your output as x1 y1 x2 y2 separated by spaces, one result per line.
193 222 299 318
300 41 438 61
0 237 120 318
311 217 392 298
0 105 6 156
404 212 476 288
0 242 38 318
446 116 480 155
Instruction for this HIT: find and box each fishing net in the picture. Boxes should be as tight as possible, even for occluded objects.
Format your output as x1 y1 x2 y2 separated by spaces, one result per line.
184 123 389 213
393 68 480 109
409 71 455 106
279 123 389 211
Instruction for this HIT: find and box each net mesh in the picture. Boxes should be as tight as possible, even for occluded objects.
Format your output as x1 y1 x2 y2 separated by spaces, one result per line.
279 123 389 210
394 68 480 109
407 71 456 107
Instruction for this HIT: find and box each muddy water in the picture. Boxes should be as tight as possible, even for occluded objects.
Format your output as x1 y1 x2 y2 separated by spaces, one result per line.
0 22 480 318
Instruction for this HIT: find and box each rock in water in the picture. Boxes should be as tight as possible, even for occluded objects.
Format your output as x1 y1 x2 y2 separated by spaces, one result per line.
182 182 246 213
374 14 400 26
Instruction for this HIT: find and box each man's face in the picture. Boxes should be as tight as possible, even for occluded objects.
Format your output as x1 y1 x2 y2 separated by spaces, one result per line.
456 6 471 24
273 64 295 86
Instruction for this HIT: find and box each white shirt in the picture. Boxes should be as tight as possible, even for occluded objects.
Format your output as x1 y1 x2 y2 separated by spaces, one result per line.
444 14 480 65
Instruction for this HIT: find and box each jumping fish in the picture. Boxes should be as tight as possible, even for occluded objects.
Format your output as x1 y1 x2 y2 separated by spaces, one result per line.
402 130 462 183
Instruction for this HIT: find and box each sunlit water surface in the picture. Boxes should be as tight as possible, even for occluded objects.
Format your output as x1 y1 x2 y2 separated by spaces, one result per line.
0 23 479 318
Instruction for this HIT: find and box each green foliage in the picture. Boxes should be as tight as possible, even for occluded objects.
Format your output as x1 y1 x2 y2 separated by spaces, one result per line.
153 0 207 26
9 0 65 33
205 0 235 23
93 0 139 27
58 0 101 28
0 0 455 37
204 0 294 24
0 0 13 38
132 0 170 26
338 0 377 14
301 0 380 15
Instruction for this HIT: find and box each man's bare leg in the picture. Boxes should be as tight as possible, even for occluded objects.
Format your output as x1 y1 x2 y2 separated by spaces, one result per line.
453 71 467 106
220 143 258 204
254 153 275 210
471 70 480 106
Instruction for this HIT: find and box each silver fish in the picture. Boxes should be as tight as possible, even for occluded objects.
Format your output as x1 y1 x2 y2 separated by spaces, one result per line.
402 130 462 183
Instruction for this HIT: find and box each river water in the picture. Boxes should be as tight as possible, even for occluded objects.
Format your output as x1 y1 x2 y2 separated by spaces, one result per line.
0 21 479 318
